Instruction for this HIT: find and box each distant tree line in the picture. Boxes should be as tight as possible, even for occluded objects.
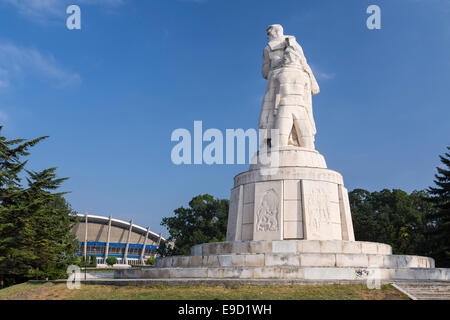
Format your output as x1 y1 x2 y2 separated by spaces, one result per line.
0 127 78 288
162 148 450 267
351 148 449 267
161 194 228 256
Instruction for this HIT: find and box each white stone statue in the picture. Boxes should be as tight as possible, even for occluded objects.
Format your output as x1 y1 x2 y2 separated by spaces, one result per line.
259 24 320 150
224 24 357 243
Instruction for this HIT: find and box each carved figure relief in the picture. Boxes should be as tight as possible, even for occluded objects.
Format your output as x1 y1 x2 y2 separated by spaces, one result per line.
306 187 331 232
256 189 279 232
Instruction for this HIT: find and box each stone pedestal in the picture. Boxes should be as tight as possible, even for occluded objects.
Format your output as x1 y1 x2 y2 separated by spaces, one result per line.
115 240 449 281
226 147 355 242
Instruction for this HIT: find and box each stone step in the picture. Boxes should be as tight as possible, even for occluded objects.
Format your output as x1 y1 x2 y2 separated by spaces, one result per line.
396 281 450 288
395 284 450 290
156 253 434 269
393 282 450 300
407 290 450 295
409 294 450 298
115 266 450 281
191 240 393 256
401 288 450 291
408 293 450 298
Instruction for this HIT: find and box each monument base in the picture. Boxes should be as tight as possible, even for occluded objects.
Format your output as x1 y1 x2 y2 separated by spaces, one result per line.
226 147 355 242
114 240 450 281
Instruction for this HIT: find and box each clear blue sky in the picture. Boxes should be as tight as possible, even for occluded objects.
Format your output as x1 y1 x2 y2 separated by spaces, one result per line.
1 0 449 236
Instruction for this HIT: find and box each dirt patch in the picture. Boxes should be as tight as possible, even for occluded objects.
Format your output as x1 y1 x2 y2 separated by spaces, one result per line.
7 284 56 300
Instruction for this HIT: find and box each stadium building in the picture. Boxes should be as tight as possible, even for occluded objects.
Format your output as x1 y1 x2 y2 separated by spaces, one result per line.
72 214 167 265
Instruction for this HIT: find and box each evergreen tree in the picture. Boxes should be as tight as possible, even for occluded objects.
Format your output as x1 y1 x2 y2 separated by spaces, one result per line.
0 127 78 287
426 147 450 267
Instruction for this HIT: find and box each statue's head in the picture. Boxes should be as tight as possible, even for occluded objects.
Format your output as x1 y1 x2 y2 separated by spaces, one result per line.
266 24 284 41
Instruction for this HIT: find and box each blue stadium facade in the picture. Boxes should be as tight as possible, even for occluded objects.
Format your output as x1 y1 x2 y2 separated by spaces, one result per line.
72 214 166 265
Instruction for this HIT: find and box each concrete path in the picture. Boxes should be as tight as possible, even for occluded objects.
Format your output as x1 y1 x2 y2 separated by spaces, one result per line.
83 272 114 279
392 281 450 300
39 278 393 287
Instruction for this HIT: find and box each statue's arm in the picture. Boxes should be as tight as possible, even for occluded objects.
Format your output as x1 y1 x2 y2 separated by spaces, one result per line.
309 70 320 95
262 47 270 79
303 58 320 95
292 41 305 62
293 41 320 95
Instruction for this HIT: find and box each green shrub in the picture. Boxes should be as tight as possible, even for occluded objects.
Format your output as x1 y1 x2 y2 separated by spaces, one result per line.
147 257 156 265
78 256 87 268
106 256 118 267
90 255 97 267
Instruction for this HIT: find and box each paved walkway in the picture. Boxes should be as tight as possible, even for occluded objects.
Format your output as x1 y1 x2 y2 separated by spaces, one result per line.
392 281 450 300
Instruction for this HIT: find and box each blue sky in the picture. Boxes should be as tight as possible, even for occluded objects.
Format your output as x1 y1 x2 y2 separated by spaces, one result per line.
0 0 449 236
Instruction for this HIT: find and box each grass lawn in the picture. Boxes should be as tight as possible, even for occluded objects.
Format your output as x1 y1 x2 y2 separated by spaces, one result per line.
0 282 409 300
0 282 55 300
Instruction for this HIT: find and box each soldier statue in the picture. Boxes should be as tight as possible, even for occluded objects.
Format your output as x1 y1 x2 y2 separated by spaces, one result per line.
259 24 320 150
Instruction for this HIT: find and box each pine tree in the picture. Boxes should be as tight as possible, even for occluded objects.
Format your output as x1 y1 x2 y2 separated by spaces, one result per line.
0 127 48 287
0 127 78 287
20 169 78 280
426 147 450 267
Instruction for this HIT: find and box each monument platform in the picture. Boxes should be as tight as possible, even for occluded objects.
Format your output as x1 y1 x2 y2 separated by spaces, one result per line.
115 240 449 281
